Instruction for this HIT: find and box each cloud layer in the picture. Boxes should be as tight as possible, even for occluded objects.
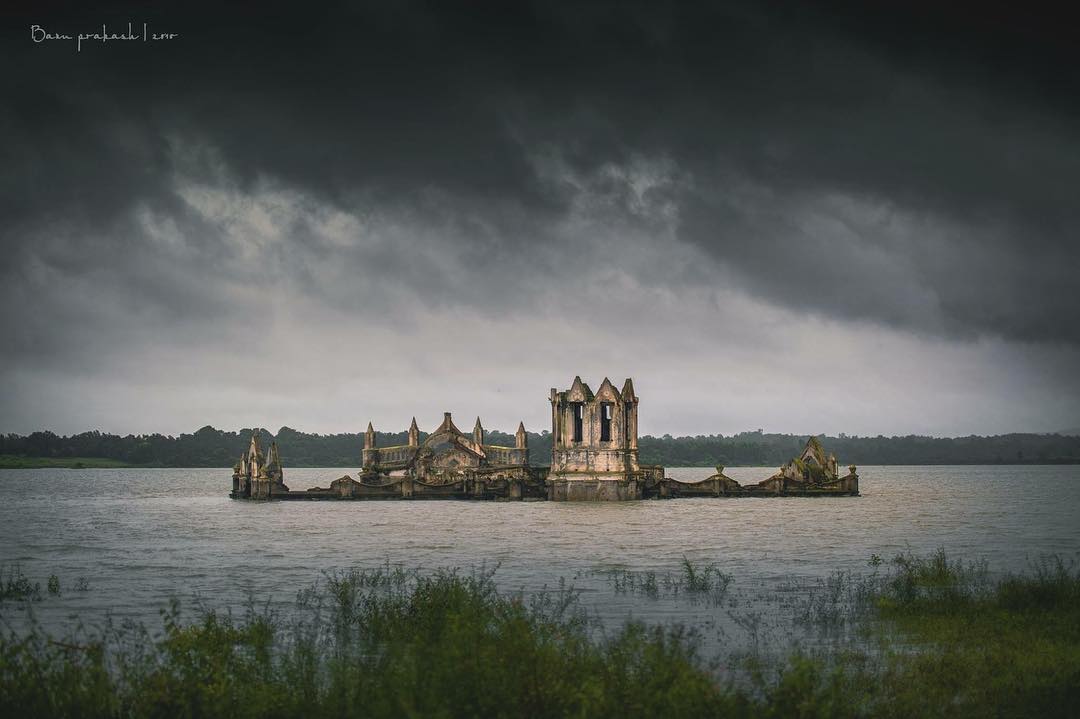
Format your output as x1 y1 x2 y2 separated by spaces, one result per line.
3 1 1078 436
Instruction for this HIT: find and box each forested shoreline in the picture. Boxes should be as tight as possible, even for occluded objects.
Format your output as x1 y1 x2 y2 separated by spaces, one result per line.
2 426 1079 468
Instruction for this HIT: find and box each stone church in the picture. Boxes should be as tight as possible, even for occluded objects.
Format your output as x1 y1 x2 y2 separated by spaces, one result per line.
350 412 537 499
231 375 858 501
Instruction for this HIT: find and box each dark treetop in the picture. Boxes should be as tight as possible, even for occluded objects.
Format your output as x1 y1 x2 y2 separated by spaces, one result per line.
2 426 1078 468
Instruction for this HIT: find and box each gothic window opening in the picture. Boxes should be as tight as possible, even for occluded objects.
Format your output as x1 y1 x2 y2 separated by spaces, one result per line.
572 403 584 442
600 402 613 441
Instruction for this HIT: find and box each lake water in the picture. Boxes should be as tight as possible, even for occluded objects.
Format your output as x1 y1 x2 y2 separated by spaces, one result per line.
2 465 1078 654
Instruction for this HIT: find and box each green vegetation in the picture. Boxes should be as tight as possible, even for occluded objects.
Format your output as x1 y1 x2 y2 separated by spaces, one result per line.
680 556 733 595
1 565 41 602
2 426 1079 468
853 551 1080 716
1 566 90 602
745 550 1080 717
600 558 732 603
1 552 1077 717
0 567 742 718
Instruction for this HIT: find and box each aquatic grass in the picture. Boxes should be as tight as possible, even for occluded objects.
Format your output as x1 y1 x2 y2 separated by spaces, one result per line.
0 567 742 718
681 556 733 597
796 568 882 628
0 567 91 604
0 565 41 603
791 549 989 629
727 551 1080 718
876 547 991 610
604 568 661 599
861 551 1080 717
996 555 1080 611
601 559 732 605
2 553 1079 717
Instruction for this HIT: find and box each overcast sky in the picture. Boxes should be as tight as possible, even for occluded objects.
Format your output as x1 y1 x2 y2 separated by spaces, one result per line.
3 1 1078 438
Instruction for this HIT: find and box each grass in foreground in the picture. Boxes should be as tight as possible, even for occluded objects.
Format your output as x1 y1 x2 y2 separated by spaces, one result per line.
862 551 1080 717
0 553 1078 718
0 567 742 718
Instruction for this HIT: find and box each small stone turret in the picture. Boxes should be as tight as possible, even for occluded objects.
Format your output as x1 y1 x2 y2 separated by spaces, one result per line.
265 441 283 478
247 433 263 478
620 378 639 450
515 421 527 449
231 459 242 496
362 422 378 469
845 465 859 494
408 417 419 447
473 417 484 446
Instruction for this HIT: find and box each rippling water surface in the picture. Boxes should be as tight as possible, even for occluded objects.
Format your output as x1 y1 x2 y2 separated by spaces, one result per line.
2 466 1078 652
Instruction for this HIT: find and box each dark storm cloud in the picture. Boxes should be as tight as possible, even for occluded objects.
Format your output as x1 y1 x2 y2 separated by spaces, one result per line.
3 0 1079 363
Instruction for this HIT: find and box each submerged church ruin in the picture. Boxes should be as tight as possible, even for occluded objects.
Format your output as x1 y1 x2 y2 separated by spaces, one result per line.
231 377 859 501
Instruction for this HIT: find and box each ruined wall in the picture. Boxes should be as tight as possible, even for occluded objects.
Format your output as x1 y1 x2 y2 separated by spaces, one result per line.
546 377 654 500
548 477 641 501
550 377 640 472
483 445 528 466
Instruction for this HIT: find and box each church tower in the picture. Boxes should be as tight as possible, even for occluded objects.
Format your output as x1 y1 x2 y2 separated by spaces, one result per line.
547 377 651 500
362 422 377 469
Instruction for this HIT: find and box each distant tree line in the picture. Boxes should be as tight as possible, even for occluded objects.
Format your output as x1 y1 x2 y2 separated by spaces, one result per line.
637 430 1080 467
2 426 1079 468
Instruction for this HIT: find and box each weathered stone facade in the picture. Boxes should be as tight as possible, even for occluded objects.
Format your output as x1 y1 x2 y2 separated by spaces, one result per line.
230 376 859 501
231 433 289 499
547 377 664 500
342 413 542 499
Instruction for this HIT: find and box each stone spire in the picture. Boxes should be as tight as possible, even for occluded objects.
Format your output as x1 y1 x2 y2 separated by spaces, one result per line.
265 441 284 481
597 377 620 399
515 421 527 449
364 422 376 450
408 417 419 447
473 416 484 445
247 431 263 475
266 441 281 468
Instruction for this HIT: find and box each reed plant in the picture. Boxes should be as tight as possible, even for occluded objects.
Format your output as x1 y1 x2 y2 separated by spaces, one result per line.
1 552 1077 717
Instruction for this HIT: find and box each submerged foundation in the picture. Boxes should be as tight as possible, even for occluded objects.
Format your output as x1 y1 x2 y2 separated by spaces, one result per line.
231 377 859 501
